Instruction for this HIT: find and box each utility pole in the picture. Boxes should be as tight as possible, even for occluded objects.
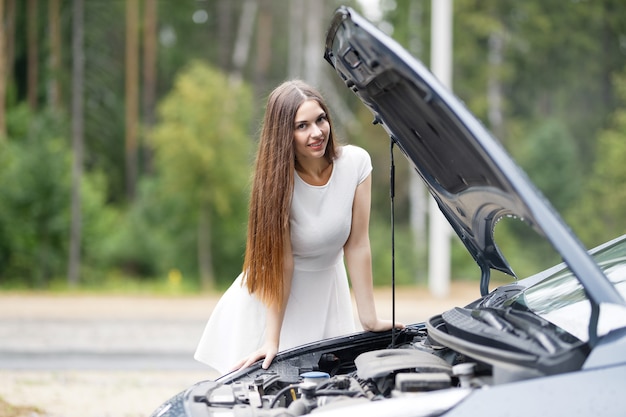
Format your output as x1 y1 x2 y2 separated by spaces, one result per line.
428 0 453 297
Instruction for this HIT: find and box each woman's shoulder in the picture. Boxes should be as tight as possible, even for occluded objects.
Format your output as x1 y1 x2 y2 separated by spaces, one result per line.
336 145 372 183
337 144 371 161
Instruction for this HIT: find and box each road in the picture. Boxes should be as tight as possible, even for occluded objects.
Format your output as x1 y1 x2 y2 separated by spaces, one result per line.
0 285 478 417
0 317 206 370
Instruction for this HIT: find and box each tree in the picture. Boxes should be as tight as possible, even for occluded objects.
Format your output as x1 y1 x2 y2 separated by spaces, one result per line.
68 0 84 287
142 0 157 127
26 0 38 110
0 110 71 286
574 68 626 246
141 0 157 174
229 0 257 84
48 0 61 110
5 0 14 95
150 62 252 289
125 0 139 200
0 0 6 137
287 0 304 79
0 0 16 139
496 2 620 170
253 0 272 92
217 0 233 70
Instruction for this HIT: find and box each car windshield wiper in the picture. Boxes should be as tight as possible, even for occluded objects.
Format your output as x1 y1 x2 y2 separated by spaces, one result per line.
471 308 568 354
471 309 515 333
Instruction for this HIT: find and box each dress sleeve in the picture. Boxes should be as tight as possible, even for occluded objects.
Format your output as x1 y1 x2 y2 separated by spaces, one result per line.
350 145 373 184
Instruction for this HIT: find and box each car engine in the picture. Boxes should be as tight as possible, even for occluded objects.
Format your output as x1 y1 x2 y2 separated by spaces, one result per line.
175 326 488 417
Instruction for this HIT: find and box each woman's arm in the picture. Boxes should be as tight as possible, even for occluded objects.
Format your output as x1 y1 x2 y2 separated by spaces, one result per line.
344 174 403 332
232 229 294 371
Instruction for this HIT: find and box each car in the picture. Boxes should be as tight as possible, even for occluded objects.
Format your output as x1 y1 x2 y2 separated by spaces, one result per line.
150 6 626 417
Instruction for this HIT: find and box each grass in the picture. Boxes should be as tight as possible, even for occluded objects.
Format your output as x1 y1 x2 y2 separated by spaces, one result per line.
0 397 45 417
0 271 206 296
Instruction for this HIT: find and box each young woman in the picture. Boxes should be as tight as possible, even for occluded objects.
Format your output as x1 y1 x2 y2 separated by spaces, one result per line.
194 80 402 374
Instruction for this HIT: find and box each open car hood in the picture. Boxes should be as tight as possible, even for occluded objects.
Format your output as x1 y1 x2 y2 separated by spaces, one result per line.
324 6 624 308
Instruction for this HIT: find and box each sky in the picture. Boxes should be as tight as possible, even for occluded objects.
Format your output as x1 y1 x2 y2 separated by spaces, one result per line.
357 0 384 22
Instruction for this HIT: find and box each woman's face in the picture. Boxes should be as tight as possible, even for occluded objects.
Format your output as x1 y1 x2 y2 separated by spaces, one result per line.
292 99 330 163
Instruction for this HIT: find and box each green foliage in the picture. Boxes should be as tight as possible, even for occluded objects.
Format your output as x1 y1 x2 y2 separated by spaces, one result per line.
6 1 626 293
149 61 253 287
0 107 70 286
514 118 582 214
0 61 253 291
74 171 119 282
82 177 194 284
82 1 127 202
571 68 626 247
151 61 253 215
453 0 509 124
0 106 117 288
492 218 561 280
84 174 247 290
370 220 422 287
497 2 614 167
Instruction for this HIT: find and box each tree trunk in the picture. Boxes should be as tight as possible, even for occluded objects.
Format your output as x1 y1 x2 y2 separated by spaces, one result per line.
303 0 323 86
287 0 304 79
68 0 84 287
254 0 272 93
125 0 139 200
487 30 504 142
48 0 62 110
229 0 257 84
5 0 15 104
0 0 6 138
198 205 215 290
142 0 156 127
0 0 15 139
142 0 157 173
217 0 233 70
27 0 38 110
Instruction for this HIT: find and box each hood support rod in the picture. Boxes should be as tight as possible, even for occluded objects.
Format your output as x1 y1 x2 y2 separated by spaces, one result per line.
390 136 397 347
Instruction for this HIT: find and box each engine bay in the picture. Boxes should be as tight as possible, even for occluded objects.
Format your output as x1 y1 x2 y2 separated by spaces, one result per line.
172 298 591 417
182 325 494 417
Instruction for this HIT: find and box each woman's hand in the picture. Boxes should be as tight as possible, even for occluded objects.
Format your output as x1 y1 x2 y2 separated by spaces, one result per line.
230 342 279 372
362 318 405 332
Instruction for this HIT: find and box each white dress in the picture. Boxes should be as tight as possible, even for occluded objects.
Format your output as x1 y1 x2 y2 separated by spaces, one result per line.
194 145 372 374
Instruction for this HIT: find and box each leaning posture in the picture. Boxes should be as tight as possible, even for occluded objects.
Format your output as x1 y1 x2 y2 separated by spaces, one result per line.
195 80 402 374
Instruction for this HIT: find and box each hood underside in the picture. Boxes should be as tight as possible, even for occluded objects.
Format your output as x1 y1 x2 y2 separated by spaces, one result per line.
323 6 623 307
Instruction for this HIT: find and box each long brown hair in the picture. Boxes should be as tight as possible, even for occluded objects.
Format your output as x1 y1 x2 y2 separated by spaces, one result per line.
243 80 338 306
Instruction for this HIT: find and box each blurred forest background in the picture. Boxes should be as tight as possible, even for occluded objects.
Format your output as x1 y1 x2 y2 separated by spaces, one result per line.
1 0 626 293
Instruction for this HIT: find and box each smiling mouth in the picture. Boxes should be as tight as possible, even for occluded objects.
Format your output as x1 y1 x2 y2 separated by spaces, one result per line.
309 139 324 148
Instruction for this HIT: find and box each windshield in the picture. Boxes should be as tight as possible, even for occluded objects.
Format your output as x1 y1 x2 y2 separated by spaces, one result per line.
508 236 626 342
